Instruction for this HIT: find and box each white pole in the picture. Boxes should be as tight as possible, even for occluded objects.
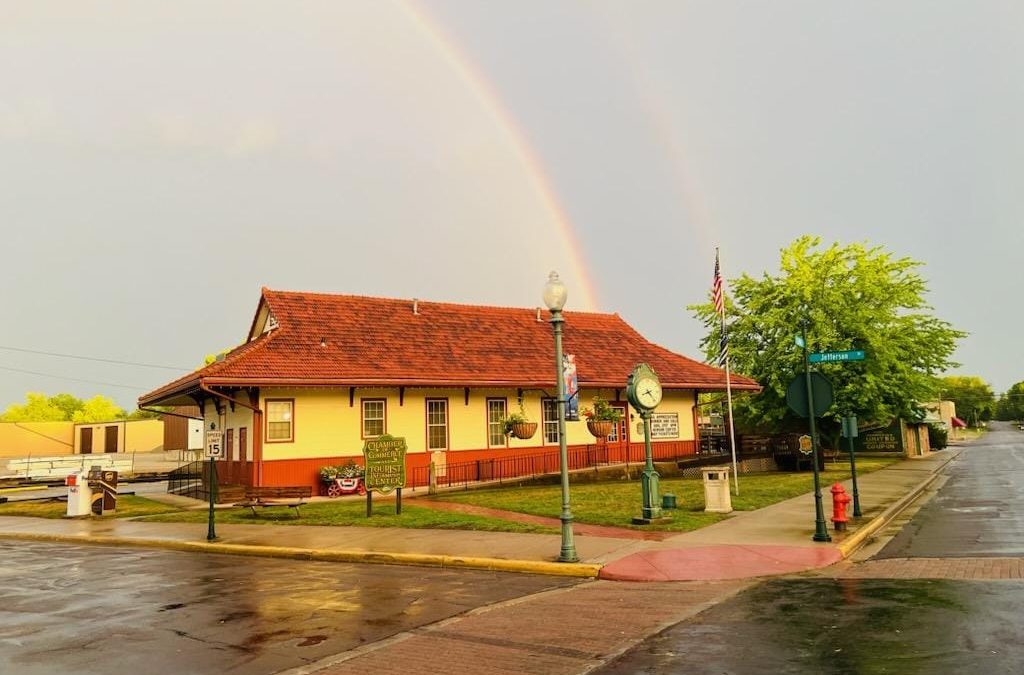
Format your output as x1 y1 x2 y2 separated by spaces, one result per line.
724 352 740 495
718 246 739 496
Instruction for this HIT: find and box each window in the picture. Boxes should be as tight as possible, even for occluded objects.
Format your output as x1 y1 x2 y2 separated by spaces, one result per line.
266 399 294 442
542 399 560 444
607 405 627 443
426 399 448 450
487 398 507 447
362 399 386 438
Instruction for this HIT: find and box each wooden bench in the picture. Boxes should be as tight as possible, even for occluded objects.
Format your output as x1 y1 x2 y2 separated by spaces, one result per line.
235 486 312 517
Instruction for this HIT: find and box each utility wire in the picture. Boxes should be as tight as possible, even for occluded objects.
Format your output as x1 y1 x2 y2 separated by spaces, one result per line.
0 365 150 391
0 345 190 371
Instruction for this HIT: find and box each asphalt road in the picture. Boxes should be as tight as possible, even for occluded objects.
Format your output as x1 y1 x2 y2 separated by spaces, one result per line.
878 422 1024 558
599 423 1024 674
0 541 576 675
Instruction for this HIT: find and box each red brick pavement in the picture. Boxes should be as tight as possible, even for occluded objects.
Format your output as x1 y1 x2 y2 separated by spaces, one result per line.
291 579 749 675
831 557 1024 580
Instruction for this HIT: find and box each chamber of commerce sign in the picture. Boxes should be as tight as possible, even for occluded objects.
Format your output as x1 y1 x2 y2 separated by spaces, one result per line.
650 413 679 439
362 435 407 494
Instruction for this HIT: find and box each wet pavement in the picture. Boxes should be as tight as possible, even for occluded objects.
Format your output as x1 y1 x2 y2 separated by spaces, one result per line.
597 577 1024 674
878 423 1024 558
0 540 576 675
599 423 1024 674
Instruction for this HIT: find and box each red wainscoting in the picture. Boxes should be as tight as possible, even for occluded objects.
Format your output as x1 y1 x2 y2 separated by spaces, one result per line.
256 440 697 494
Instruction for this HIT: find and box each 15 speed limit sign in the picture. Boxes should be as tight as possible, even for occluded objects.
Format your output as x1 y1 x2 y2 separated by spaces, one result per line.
205 430 225 459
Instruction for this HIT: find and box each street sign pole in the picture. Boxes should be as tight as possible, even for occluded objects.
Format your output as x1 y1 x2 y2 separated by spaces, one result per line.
802 322 831 543
844 415 863 517
207 456 217 541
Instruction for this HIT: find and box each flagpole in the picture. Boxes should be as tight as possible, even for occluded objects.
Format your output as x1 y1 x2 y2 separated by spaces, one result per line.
716 247 740 496
722 329 740 496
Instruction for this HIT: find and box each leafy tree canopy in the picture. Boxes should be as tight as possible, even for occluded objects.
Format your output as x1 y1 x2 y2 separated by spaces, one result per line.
690 237 965 442
995 381 1024 422
938 375 996 424
0 392 141 423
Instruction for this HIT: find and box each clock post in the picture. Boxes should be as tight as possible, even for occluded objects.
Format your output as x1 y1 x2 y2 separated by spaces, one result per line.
628 363 667 524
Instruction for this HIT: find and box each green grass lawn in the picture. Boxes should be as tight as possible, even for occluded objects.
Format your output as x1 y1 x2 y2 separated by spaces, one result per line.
0 495 182 519
431 457 900 533
138 501 556 534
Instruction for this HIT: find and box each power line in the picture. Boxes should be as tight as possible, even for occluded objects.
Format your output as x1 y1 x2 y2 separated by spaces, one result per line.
0 365 150 391
0 345 190 371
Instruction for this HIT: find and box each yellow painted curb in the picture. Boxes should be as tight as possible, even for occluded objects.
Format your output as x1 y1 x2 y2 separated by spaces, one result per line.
0 485 47 494
0 531 601 578
836 449 960 558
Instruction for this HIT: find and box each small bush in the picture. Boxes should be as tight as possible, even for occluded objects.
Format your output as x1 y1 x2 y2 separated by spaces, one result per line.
928 424 949 450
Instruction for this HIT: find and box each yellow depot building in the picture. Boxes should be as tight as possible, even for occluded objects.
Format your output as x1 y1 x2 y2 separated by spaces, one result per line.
140 288 758 493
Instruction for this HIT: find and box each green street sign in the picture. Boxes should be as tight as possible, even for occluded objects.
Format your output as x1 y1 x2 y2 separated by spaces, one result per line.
362 435 407 494
809 350 865 364
786 372 834 418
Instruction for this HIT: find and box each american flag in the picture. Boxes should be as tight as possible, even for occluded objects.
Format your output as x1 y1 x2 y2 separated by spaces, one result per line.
713 250 728 366
712 249 725 316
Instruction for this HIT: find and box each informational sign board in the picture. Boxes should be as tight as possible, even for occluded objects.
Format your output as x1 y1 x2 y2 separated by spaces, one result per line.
563 354 580 422
650 413 680 439
841 415 859 439
809 350 866 364
362 435 407 494
798 434 813 455
204 430 224 459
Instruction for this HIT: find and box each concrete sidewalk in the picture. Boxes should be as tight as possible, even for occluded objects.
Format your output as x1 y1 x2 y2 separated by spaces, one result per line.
0 449 960 581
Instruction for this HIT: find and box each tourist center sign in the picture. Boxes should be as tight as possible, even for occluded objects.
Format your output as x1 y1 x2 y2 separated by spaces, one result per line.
808 350 866 364
362 435 407 494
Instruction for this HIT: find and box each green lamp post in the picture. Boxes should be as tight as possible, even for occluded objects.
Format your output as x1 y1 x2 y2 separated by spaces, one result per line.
543 271 578 563
627 363 665 523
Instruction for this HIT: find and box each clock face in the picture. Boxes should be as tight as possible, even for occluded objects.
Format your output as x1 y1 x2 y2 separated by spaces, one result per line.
634 376 663 409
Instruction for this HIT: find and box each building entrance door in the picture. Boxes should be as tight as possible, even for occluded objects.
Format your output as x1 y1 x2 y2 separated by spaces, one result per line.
607 404 629 462
104 426 119 453
80 428 93 454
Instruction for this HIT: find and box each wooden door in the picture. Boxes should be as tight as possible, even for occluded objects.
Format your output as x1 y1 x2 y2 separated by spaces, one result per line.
104 426 119 453
607 404 629 462
239 428 247 463
80 428 93 454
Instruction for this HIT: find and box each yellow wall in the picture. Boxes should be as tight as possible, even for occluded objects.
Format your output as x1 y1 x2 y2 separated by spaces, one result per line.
205 387 696 462
71 420 164 454
0 422 75 458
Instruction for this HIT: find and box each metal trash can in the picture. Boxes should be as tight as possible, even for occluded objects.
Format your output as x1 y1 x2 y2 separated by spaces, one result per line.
662 493 677 510
702 467 733 514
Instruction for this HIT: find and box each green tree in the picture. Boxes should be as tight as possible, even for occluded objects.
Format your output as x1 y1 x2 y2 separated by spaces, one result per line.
47 393 85 419
690 237 965 446
939 375 995 425
0 392 69 422
995 381 1024 421
70 395 126 423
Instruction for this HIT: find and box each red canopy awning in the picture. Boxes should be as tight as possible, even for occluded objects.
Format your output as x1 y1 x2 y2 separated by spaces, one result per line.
951 417 967 428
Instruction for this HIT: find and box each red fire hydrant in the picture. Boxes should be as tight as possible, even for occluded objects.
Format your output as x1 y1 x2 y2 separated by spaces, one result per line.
831 483 851 531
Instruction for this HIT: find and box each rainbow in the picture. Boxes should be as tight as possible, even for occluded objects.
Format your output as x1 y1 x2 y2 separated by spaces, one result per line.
399 1 600 311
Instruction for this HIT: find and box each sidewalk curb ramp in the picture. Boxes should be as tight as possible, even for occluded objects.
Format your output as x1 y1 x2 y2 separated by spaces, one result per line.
836 449 960 559
0 531 602 578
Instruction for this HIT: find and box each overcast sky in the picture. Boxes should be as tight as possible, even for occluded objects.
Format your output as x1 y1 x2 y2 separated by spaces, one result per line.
1 1 1021 409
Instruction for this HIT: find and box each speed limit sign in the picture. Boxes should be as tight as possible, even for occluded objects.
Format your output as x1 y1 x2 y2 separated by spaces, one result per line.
205 430 224 459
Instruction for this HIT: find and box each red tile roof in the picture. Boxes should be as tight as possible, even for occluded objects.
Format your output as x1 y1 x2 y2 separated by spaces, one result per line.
139 289 758 405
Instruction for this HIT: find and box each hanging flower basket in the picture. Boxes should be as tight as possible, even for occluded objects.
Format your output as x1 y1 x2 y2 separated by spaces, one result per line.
586 420 614 438
510 422 538 440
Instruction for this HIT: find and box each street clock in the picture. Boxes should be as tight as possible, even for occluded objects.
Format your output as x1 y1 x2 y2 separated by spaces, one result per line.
627 363 663 412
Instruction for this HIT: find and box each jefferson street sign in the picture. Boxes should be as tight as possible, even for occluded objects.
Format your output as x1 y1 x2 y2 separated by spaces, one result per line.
809 350 865 364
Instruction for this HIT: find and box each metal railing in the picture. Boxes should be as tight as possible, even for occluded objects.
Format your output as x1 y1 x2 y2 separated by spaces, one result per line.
408 441 699 492
167 460 209 500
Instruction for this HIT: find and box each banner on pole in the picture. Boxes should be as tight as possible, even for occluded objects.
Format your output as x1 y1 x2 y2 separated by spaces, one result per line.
563 354 580 421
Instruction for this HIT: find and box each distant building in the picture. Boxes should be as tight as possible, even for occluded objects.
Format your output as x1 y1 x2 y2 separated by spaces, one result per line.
139 288 759 492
